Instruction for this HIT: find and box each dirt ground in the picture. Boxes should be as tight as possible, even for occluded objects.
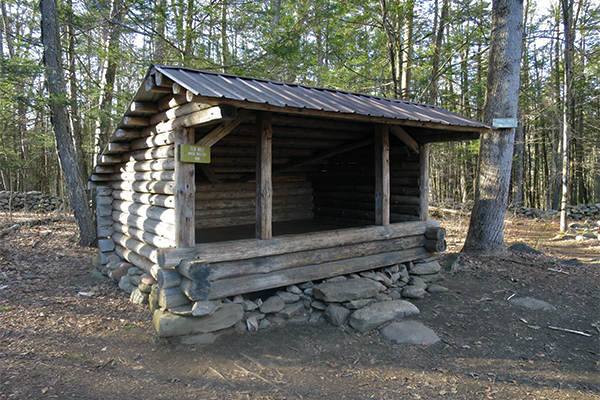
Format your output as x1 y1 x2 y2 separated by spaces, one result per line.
0 211 598 399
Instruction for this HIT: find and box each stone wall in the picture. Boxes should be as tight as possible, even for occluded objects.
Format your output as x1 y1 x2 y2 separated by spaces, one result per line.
508 203 600 220
93 253 448 342
0 191 65 212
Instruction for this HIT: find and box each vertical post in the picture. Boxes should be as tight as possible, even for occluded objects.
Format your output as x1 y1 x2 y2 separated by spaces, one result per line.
419 143 430 221
255 111 272 239
174 127 196 247
375 124 390 226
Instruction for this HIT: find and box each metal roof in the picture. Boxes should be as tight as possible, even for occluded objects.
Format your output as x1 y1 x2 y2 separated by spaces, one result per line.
152 65 491 131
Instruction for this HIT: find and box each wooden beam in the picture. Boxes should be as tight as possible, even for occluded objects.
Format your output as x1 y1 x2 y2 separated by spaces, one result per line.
195 109 252 147
174 128 196 248
157 95 188 112
158 220 441 268
130 102 159 114
122 116 149 127
114 129 142 139
419 143 430 221
375 124 390 226
105 142 131 154
145 75 171 93
154 72 174 87
255 111 272 240
206 247 430 300
390 125 419 154
187 95 492 133
173 105 237 129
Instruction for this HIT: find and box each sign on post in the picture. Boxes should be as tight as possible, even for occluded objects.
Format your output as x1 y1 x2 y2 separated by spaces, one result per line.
178 144 211 164
492 118 518 128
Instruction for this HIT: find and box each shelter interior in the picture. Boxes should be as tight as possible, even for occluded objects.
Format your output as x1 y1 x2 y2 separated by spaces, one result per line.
191 111 424 244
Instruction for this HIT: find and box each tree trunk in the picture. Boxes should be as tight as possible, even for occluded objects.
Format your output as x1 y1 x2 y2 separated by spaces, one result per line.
462 0 523 254
429 0 449 106
40 0 96 246
559 0 574 232
94 0 123 166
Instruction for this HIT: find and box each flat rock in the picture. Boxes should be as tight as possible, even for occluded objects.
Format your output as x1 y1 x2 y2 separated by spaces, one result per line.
276 291 301 303
427 284 449 294
349 300 420 333
408 276 427 289
401 286 427 299
241 300 258 312
287 285 302 294
409 261 441 275
310 300 327 311
343 298 374 310
276 302 305 319
509 243 544 255
509 297 557 311
192 300 221 317
153 303 244 337
260 296 285 314
324 305 351 326
313 278 385 303
419 273 445 284
380 321 440 345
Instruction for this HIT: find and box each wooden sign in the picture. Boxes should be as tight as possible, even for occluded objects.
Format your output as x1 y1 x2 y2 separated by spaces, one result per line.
178 144 210 163
493 118 518 128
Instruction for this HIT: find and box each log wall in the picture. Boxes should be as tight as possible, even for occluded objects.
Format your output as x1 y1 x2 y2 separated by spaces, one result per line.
194 181 314 229
311 147 421 225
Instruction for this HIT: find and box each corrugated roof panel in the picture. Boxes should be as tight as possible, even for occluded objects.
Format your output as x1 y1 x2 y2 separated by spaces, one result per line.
154 65 491 130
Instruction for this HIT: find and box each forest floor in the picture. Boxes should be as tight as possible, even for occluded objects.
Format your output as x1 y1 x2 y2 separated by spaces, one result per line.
0 211 598 400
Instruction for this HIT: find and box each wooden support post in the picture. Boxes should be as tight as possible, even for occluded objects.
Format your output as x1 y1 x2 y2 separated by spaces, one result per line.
255 111 272 240
375 124 390 226
419 143 430 221
174 128 196 247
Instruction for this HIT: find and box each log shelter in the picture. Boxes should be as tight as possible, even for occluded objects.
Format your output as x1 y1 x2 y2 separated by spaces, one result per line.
90 65 491 309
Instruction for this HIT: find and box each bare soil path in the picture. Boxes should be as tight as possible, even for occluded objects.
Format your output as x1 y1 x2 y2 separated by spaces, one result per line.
0 212 598 399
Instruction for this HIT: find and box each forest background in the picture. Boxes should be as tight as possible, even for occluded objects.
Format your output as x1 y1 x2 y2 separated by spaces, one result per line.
0 0 599 214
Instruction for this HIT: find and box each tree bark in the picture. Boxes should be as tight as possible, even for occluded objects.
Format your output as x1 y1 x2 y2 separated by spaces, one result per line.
462 0 523 254
559 0 574 232
40 0 96 246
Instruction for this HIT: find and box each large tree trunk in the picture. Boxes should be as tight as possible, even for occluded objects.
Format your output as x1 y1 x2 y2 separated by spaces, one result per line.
462 0 523 254
559 0 574 232
94 0 123 165
40 0 96 246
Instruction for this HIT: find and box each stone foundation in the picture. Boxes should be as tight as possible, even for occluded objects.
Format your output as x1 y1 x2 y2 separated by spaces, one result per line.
93 255 449 341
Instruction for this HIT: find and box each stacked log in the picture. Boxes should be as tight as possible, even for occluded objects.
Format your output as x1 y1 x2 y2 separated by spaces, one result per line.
312 150 421 225
157 220 447 302
195 181 314 229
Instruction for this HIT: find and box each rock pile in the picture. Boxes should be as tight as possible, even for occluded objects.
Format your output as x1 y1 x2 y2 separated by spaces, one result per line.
563 222 600 241
0 191 65 212
95 255 448 343
508 203 600 220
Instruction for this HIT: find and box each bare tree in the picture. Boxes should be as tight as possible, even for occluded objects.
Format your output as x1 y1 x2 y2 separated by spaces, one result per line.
462 0 523 254
40 0 96 246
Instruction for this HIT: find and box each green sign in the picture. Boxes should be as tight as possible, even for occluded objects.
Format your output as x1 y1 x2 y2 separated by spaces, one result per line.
179 144 211 163
493 118 518 128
